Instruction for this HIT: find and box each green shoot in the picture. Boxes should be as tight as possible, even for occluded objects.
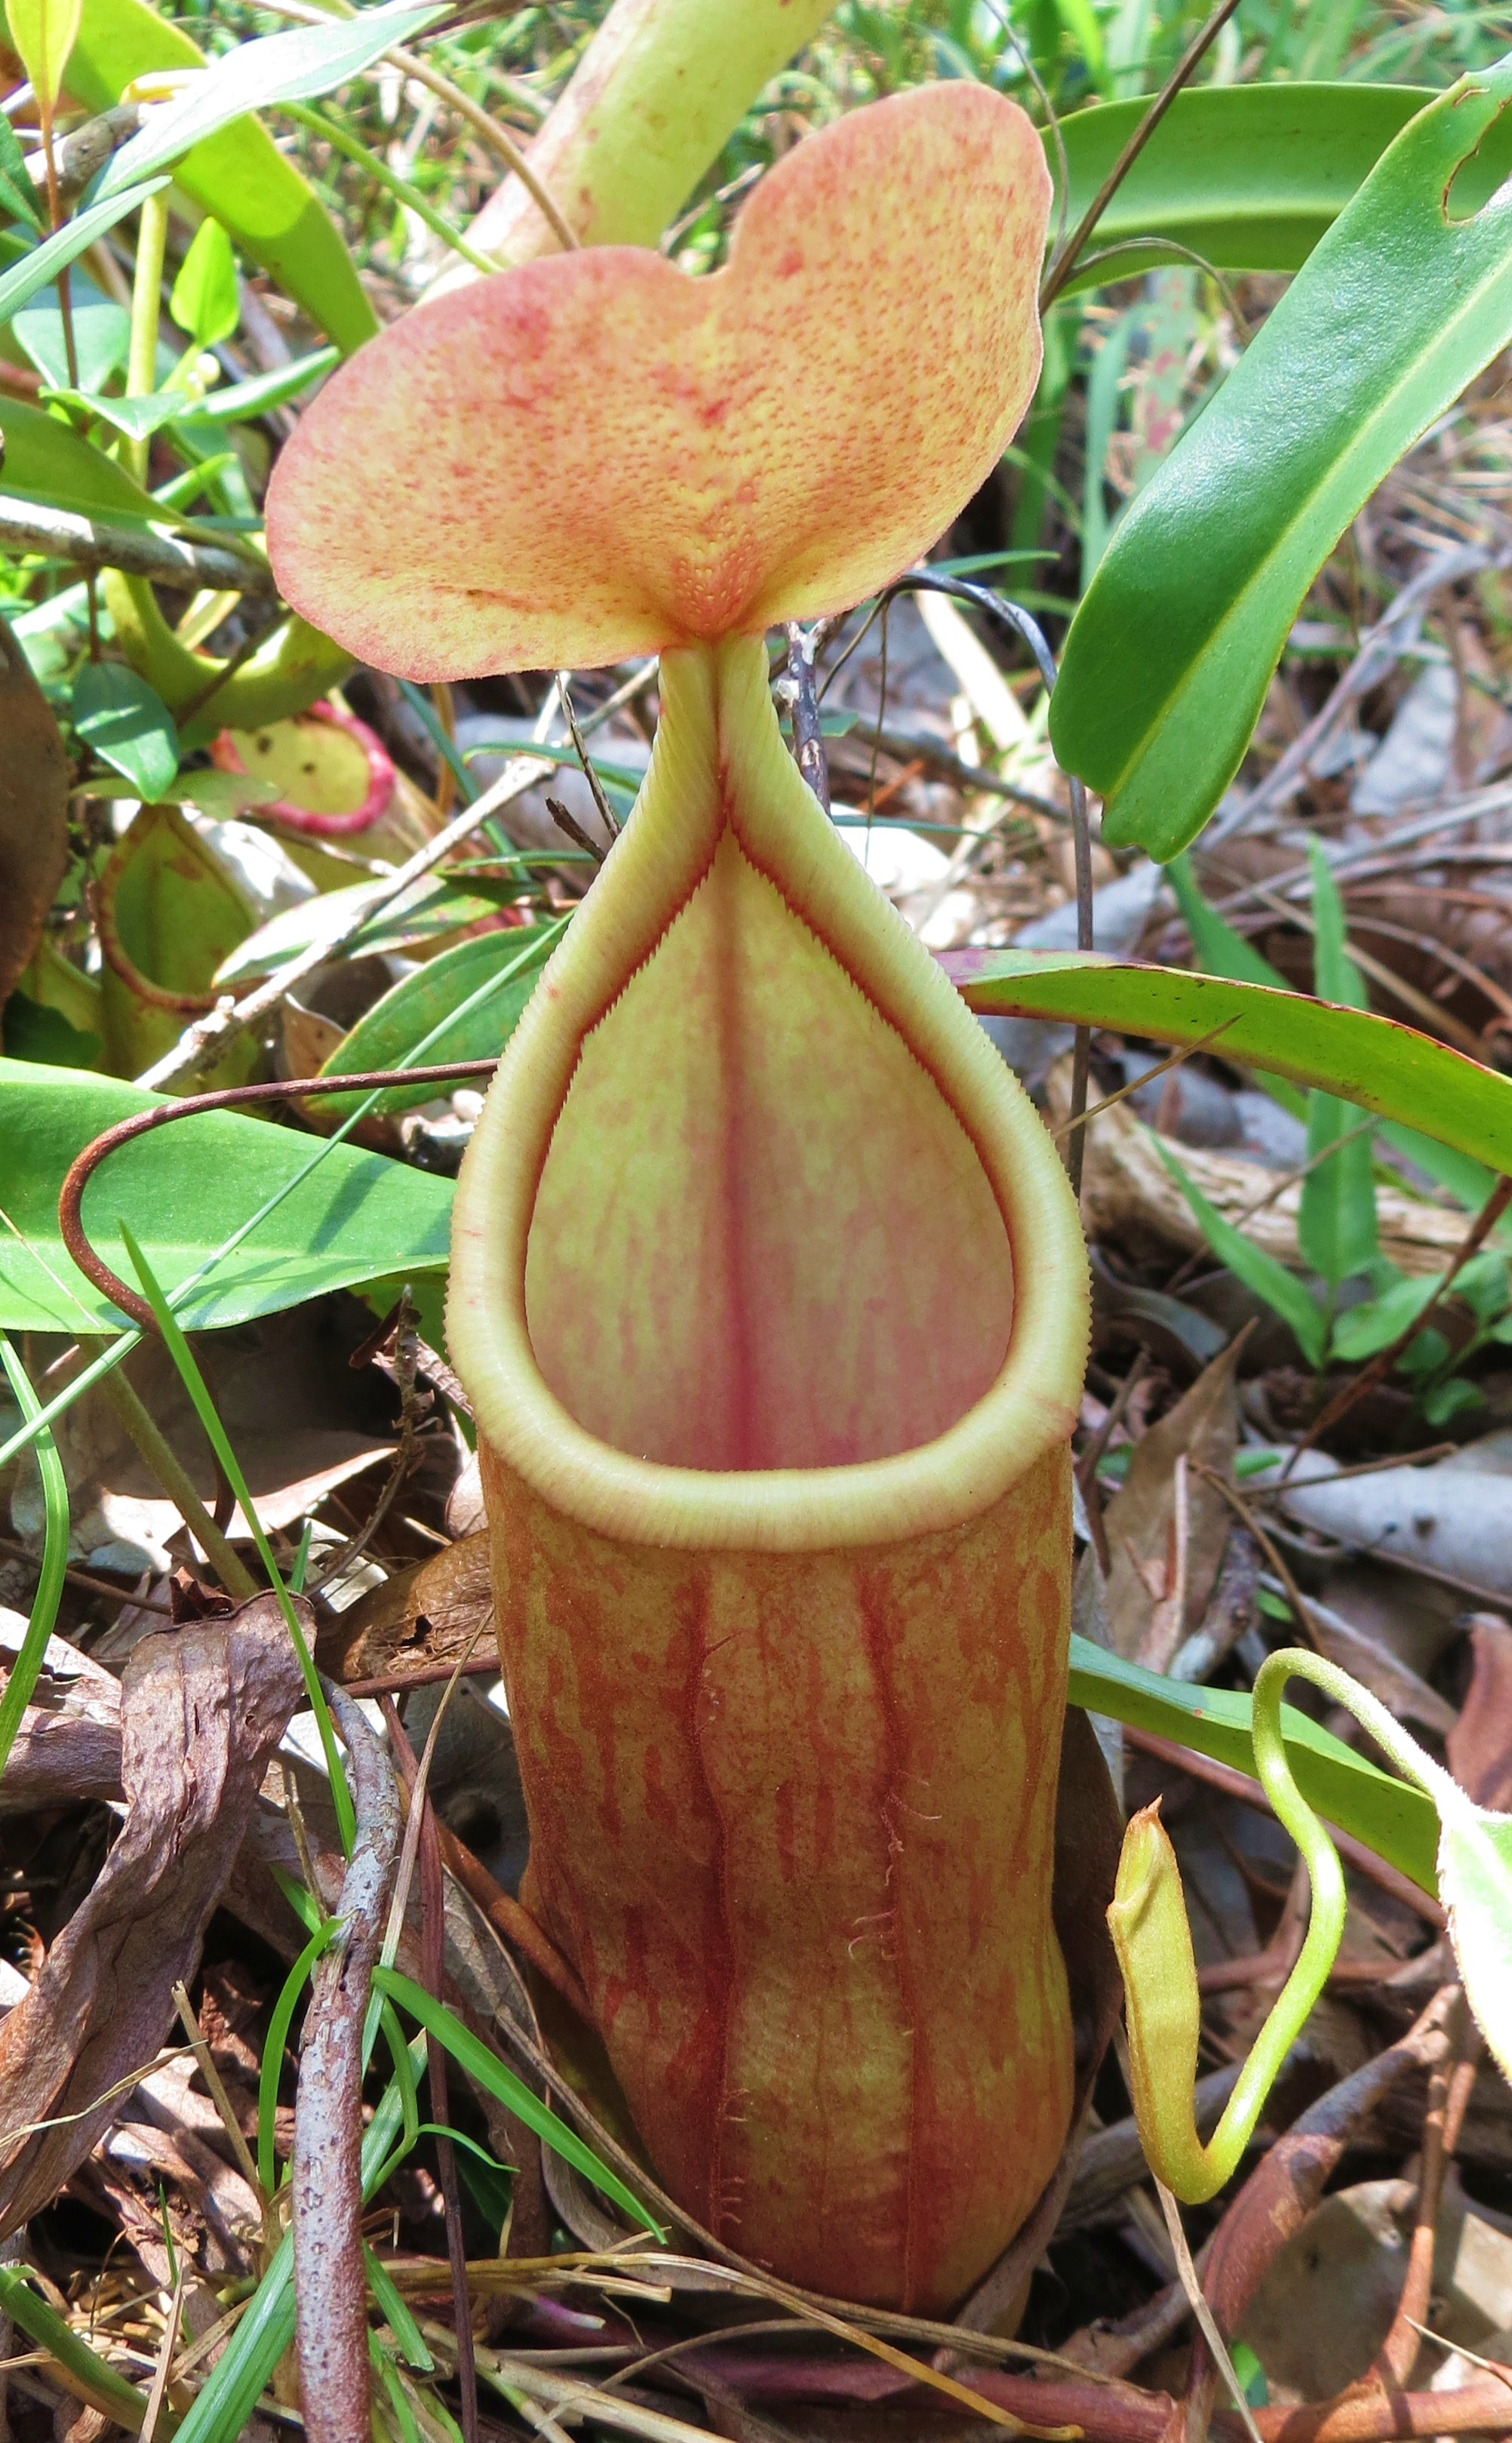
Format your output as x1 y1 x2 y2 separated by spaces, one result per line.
0 1338 70 1783
118 1225 356 1855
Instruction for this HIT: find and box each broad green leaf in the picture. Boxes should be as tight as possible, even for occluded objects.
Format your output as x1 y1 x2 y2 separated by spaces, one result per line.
1066 1634 1439 1894
1 992 102 1069
0 1057 453 1332
307 927 554 1120
1156 1137 1327 1365
14 277 129 388
1049 84 1512 285
0 395 163 526
5 0 84 121
1167 850 1498 1208
214 872 520 989
170 214 239 351
98 0 448 200
1049 63 1512 857
72 661 179 800
0 116 44 232
66 0 378 355
0 178 168 328
942 949 1512 1174
1330 1270 1437 1361
1298 843 1377 1287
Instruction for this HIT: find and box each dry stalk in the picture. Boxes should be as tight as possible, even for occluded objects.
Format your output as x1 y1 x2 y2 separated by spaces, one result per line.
292 1685 401 2443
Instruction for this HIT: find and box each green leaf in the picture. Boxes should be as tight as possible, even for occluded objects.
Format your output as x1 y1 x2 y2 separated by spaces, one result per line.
214 871 520 990
0 2266 149 2429
1066 1633 1440 1895
73 661 179 799
15 277 129 388
0 395 163 526
39 384 194 442
363 2242 433 2372
0 177 168 328
170 215 239 350
5 0 85 122
308 926 555 1120
1081 306 1137 587
1298 843 1377 1288
1049 63 1512 857
98 0 448 199
190 342 339 425
371 1966 663 2236
2 990 102 1069
122 1220 355 1850
1330 1271 1437 1361
0 115 44 232
1048 84 1512 286
1167 851 1498 1207
0 1342 68 1783
1155 1136 1327 1365
1422 1374 1485 1426
942 949 1512 1176
66 0 378 355
0 1057 453 1333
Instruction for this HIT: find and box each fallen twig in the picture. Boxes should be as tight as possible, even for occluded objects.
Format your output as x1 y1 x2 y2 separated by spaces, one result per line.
293 1685 401 2443
0 494 278 595
384 1699 481 2443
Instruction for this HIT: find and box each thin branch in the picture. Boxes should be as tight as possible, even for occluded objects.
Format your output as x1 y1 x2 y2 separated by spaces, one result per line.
785 622 831 813
0 495 277 594
1040 0 1249 309
293 1687 401 2443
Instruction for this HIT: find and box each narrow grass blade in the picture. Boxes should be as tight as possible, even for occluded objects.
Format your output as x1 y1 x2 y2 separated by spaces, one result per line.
0 2264 150 2428
0 1339 69 1780
372 1965 662 2235
118 1224 355 1854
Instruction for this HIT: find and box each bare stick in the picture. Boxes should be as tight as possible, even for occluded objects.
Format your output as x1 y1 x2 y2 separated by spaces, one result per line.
293 1687 401 2443
1040 0 1248 308
0 496 278 594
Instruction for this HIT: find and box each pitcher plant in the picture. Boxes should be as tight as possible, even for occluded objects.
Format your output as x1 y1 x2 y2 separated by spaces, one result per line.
268 82 1091 2312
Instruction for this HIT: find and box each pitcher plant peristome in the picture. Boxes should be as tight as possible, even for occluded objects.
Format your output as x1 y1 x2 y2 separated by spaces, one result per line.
267 85 1090 2312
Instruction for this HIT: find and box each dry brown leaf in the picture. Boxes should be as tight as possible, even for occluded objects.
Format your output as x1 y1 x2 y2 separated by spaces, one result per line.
0 1592 305 2235
1449 1614 1512 1810
15 1329 394 1580
0 620 69 1011
1102 1340 1242 1666
0 1612 122 1813
319 1528 491 1685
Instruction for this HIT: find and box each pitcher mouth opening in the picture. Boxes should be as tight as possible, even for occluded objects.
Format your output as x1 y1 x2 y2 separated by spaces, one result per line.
447 641 1086 1555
